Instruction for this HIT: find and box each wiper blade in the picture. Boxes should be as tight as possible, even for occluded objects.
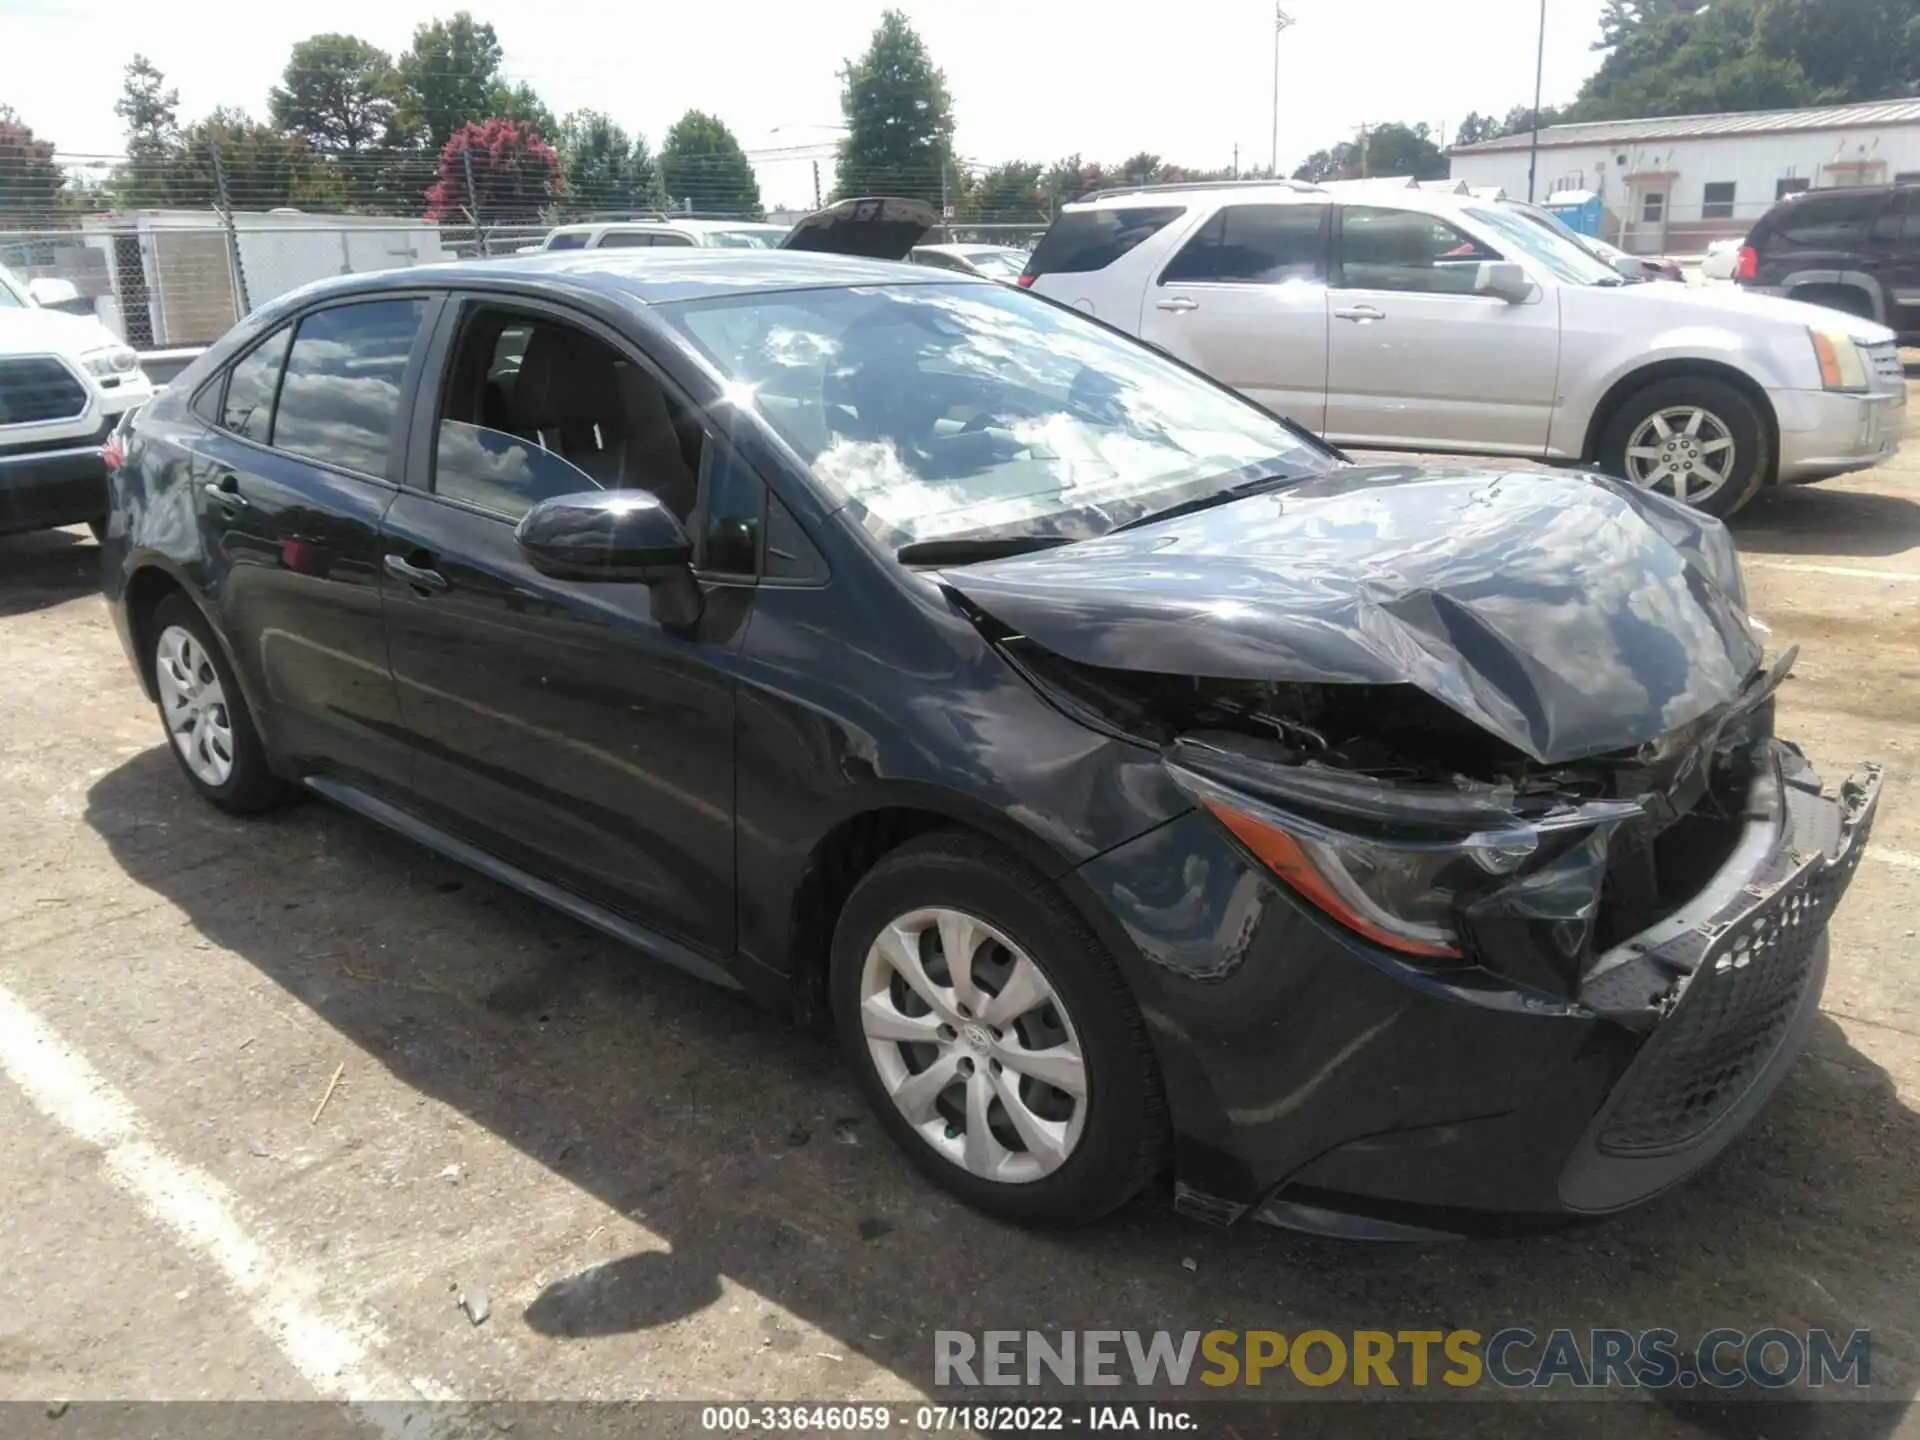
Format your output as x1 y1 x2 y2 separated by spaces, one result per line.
1111 470 1301 533
896 535 1076 566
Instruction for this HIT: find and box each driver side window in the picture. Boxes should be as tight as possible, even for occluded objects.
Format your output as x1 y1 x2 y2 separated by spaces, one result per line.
431 307 703 525
1337 206 1502 295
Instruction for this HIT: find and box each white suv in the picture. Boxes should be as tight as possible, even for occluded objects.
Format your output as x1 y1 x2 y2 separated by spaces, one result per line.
535 218 791 252
1 263 155 538
1022 181 1905 516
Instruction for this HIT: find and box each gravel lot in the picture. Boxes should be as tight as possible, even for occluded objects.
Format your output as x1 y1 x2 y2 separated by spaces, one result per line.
2 371 1918 1437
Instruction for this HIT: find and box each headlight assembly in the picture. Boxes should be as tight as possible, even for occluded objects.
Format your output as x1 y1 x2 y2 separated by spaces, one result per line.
1809 327 1869 393
80 346 139 378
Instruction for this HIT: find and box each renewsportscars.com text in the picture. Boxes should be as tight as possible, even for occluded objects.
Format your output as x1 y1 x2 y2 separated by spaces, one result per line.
934 1328 1872 1391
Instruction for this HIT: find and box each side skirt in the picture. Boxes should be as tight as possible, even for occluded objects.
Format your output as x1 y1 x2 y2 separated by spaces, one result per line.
303 774 743 992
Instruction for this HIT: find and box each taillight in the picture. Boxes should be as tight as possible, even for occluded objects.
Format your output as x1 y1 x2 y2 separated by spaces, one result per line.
101 433 125 470
1016 272 1035 288
1735 244 1757 282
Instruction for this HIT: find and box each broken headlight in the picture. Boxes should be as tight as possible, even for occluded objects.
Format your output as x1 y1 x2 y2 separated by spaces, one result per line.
1170 758 1641 962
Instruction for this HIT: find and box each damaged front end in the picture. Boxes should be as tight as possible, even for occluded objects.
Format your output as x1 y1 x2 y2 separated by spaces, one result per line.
1000 630 1877 1026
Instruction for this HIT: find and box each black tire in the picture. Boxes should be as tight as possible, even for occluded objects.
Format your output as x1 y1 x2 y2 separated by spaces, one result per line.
1598 374 1770 520
830 830 1168 1226
147 594 294 814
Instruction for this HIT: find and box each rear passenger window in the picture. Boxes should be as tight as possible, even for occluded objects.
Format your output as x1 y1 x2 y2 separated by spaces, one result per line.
1023 206 1186 278
1776 194 1882 248
1161 204 1328 285
271 300 425 478
595 232 654 249
218 326 291 441
650 232 697 248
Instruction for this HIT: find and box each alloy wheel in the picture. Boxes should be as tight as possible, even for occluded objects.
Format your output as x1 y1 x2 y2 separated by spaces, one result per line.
154 624 236 787
858 907 1087 1183
1622 406 1739 505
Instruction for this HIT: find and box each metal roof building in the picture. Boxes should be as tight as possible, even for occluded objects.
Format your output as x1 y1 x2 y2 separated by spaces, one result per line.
1448 97 1920 254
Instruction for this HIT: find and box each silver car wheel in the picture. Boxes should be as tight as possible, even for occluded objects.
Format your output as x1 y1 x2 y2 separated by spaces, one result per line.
859 906 1087 1183
154 624 236 787
1623 406 1738 505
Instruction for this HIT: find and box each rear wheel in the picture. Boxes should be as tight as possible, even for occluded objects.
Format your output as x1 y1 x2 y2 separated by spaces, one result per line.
831 831 1167 1226
147 594 293 813
1598 375 1770 519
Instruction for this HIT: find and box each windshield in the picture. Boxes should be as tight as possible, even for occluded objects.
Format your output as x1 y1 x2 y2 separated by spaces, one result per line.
707 227 790 249
1466 205 1622 286
658 282 1335 548
964 250 1027 280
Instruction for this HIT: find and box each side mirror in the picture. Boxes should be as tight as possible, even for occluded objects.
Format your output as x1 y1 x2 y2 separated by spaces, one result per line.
515 490 703 625
1611 254 1649 281
1473 261 1533 304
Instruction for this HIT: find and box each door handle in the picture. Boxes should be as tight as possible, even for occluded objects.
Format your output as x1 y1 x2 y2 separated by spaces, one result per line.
1334 305 1386 322
384 553 448 593
202 475 248 507
1155 296 1200 312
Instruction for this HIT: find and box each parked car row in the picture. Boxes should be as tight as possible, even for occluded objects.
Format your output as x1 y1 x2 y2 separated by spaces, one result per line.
96 197 1880 1233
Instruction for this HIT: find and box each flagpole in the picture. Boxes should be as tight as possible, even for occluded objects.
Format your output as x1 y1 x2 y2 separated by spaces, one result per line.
1272 7 1295 176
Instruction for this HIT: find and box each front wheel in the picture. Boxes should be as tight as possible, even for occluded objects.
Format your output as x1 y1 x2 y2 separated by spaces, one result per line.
831 831 1167 1226
1598 375 1770 519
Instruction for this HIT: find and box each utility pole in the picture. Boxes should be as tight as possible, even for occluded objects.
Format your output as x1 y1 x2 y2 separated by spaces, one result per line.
1272 6 1295 176
811 160 821 209
1527 0 1547 201
1232 143 1240 179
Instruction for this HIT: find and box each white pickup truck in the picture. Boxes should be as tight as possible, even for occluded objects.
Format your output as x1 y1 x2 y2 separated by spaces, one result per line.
1 263 154 539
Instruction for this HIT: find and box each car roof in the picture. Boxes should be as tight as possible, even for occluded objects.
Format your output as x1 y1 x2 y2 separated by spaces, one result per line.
1062 181 1485 218
266 249 984 310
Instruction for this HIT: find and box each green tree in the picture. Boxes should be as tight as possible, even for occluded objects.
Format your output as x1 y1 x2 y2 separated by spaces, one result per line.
1292 122 1446 181
658 110 761 216
963 160 1045 222
0 106 66 226
270 35 401 154
174 108 329 210
556 109 658 214
496 81 556 142
396 13 506 152
113 53 180 206
833 9 953 204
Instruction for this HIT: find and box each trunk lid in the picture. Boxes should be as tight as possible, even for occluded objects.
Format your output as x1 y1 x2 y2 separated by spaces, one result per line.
941 463 1762 765
778 196 939 261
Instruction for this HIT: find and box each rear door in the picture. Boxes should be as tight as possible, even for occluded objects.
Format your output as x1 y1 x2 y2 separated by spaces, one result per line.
1138 201 1330 432
186 294 436 790
379 294 745 956
1324 204 1560 453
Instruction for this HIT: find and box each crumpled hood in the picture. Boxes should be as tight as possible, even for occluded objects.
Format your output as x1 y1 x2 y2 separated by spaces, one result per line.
942 464 1764 765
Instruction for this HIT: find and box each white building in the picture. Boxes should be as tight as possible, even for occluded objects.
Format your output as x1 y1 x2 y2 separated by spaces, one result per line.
1448 97 1920 255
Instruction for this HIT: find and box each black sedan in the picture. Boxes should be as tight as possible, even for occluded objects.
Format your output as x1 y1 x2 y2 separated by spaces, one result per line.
100 242 1879 1235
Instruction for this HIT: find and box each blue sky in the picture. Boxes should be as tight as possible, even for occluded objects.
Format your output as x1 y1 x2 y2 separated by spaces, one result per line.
0 0 1610 209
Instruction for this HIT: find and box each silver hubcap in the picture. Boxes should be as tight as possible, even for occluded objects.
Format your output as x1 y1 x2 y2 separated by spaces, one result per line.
1623 406 1738 504
859 907 1086 1183
154 625 236 787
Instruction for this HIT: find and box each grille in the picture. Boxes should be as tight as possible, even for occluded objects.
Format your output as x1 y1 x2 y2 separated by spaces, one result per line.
1866 341 1904 387
1596 834 1864 1158
0 357 88 426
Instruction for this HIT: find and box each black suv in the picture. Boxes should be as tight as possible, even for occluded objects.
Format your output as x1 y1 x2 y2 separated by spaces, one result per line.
1737 183 1920 340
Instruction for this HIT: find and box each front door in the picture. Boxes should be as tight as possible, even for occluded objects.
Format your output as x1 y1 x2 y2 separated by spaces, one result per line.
1324 204 1561 453
1137 201 1330 432
189 296 433 790
379 299 744 956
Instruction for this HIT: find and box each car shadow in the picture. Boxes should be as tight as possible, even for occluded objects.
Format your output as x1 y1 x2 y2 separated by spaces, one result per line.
0 526 100 617
1731 483 1920 559
82 748 1920 1431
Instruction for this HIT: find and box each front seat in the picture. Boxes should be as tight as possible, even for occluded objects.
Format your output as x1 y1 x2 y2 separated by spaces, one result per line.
510 326 627 489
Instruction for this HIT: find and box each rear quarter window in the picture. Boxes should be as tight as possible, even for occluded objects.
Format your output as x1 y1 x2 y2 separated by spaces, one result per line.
1024 206 1186 278
1771 193 1885 249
